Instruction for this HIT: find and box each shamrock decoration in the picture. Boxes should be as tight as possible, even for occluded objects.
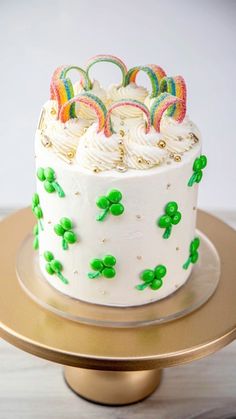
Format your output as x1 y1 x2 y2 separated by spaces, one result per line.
136 265 167 291
158 201 182 239
183 237 200 270
88 255 117 279
54 217 77 250
96 189 124 221
37 167 65 198
44 251 69 284
32 193 43 231
188 155 207 187
33 224 39 250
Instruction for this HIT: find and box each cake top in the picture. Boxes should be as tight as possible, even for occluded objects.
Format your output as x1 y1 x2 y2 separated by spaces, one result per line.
37 54 201 172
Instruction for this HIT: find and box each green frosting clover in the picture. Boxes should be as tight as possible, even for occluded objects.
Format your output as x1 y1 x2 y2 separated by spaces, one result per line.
188 155 207 187
32 193 43 231
96 189 124 221
136 265 167 291
33 224 39 250
183 237 200 270
44 251 69 284
54 217 77 250
88 255 117 279
37 167 65 197
158 201 182 239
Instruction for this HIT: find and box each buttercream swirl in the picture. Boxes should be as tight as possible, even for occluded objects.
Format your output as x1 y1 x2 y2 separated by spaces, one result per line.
124 121 168 169
73 79 108 120
39 100 90 161
107 83 148 118
160 115 201 153
76 123 121 171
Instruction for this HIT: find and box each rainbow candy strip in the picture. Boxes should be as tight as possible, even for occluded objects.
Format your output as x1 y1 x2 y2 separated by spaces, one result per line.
85 54 128 87
124 65 166 98
150 92 185 133
148 64 166 84
50 78 74 116
159 76 187 119
104 99 151 137
59 93 107 131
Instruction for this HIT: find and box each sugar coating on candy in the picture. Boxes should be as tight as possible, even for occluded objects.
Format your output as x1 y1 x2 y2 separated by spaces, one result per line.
160 76 187 121
85 54 128 87
59 92 107 129
124 65 166 98
150 92 185 133
104 99 151 137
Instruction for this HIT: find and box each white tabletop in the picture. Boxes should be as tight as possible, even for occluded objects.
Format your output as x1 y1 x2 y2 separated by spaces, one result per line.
0 210 235 419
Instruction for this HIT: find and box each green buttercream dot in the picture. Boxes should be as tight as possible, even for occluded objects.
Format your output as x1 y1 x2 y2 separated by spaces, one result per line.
44 167 55 182
44 251 54 262
46 263 54 275
172 211 182 225
90 258 104 271
103 255 116 267
190 237 200 253
200 155 207 169
96 196 110 209
110 203 124 216
196 170 203 183
158 215 171 228
37 167 46 181
44 180 55 193
107 189 122 203
193 157 202 171
54 224 65 236
64 231 77 244
32 193 39 206
150 278 163 290
165 201 178 216
102 267 116 279
154 265 167 279
141 269 155 283
33 224 39 235
34 206 43 219
60 217 72 231
51 259 62 273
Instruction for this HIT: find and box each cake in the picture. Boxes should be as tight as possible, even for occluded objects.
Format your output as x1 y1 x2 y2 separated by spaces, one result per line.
33 55 207 307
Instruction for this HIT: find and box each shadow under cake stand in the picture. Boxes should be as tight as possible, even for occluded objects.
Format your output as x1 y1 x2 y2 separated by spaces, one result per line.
0 208 235 406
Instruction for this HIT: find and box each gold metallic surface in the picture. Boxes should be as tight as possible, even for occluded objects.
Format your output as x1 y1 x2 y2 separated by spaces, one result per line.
64 367 162 405
0 209 235 372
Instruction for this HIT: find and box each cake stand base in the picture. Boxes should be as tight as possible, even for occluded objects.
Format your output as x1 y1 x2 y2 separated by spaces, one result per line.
64 366 163 405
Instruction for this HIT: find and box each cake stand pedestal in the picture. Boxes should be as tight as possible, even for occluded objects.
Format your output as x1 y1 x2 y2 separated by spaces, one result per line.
0 209 235 406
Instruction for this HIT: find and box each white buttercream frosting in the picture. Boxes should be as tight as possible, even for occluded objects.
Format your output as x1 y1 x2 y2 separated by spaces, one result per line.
160 115 201 153
38 100 90 162
107 83 148 117
76 123 121 171
73 79 107 120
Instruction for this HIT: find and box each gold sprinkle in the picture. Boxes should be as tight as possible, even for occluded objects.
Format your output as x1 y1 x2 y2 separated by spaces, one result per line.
74 192 80 196
137 157 143 164
48 221 52 224
118 140 124 145
119 156 124 162
137 256 142 260
158 139 166 149
136 214 141 219
119 129 125 137
67 150 75 159
169 153 174 159
120 120 125 126
101 238 106 243
93 167 100 173
189 132 199 143
193 206 196 211
178 136 183 141
166 183 171 189
50 107 57 116
176 247 179 251
174 155 181 162
73 270 78 275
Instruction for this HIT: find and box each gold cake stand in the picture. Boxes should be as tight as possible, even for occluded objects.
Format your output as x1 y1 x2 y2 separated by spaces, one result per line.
0 208 236 405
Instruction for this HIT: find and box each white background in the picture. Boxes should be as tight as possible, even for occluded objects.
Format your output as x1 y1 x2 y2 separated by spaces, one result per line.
0 0 235 211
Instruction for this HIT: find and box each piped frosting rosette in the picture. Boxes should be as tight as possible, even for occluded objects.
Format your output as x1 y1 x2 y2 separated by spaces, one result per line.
74 93 121 171
160 114 201 153
38 100 90 163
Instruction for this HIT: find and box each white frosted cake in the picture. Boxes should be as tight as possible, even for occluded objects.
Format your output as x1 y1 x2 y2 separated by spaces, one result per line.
33 55 207 307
